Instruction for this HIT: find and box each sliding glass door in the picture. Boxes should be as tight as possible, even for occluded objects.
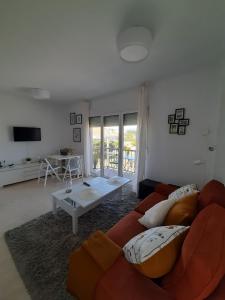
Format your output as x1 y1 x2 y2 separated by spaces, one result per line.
90 113 137 179
103 115 119 177
89 117 101 176
123 113 137 178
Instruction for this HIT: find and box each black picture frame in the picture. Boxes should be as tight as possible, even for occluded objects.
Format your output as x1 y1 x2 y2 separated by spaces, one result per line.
73 128 81 142
178 125 186 135
169 123 178 134
168 114 175 124
70 113 76 125
75 114 82 124
179 119 189 126
175 108 185 120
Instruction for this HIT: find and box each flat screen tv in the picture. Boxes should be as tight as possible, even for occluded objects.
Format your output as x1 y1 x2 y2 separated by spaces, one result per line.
13 127 41 142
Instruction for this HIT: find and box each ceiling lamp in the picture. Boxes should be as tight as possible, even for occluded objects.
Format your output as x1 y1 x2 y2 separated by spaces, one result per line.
30 88 50 100
117 26 152 62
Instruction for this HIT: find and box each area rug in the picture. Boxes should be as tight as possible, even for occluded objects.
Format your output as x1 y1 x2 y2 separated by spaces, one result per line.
5 186 138 300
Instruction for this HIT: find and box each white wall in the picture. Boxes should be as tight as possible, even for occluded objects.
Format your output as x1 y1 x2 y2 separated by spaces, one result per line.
63 101 90 154
214 62 225 183
147 66 221 187
90 88 138 116
0 94 66 164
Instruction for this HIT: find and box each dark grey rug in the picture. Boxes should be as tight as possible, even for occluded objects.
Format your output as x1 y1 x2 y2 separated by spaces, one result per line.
5 186 138 300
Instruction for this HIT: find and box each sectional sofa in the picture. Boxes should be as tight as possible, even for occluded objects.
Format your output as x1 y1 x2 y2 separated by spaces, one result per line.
67 180 225 300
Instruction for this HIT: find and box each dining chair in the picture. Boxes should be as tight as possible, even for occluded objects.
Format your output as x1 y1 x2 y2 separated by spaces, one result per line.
38 158 61 187
63 156 83 181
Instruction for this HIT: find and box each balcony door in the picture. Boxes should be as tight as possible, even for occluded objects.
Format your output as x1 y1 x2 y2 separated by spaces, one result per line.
89 113 137 179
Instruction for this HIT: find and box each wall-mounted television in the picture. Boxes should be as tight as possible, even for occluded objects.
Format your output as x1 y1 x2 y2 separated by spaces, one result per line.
13 127 41 142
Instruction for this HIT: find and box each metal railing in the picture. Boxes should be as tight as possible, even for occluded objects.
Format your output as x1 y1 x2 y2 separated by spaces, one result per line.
92 147 136 174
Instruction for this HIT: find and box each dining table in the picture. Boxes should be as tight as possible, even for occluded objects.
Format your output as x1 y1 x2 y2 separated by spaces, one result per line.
47 154 84 178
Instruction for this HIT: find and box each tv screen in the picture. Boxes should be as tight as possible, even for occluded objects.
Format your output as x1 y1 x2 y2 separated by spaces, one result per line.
13 127 41 142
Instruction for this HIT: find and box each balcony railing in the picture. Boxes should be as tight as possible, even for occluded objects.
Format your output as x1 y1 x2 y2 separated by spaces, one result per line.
92 147 136 174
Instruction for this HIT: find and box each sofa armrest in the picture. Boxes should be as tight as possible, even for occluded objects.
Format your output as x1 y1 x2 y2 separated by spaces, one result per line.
67 231 122 300
135 192 166 214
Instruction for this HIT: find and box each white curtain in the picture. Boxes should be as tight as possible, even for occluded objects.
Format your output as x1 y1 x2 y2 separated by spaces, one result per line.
135 84 149 193
83 101 91 177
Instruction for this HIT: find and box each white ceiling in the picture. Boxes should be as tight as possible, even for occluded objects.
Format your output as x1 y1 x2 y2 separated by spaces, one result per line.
0 0 225 102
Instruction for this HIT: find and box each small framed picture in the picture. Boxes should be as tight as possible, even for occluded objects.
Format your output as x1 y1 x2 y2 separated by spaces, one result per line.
175 108 185 120
178 126 186 135
70 113 76 125
75 114 82 124
179 119 189 126
168 114 175 124
169 123 178 134
73 128 81 142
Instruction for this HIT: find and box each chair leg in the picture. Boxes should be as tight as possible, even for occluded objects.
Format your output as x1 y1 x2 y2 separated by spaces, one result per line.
69 165 72 181
38 169 41 183
44 167 49 187
63 167 68 181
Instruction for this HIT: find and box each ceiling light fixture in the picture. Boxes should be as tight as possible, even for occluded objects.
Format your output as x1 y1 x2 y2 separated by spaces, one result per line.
117 26 152 62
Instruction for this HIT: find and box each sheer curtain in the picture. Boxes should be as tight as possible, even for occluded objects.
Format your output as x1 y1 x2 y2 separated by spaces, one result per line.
83 101 91 177
135 84 150 193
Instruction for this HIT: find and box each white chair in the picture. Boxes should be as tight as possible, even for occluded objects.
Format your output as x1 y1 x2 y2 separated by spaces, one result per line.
63 156 83 181
38 158 61 186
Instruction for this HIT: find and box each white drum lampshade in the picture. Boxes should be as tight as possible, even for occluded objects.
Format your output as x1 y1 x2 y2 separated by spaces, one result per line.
117 26 152 62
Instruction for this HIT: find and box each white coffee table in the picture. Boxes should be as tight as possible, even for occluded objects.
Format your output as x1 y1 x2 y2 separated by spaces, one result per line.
51 176 130 234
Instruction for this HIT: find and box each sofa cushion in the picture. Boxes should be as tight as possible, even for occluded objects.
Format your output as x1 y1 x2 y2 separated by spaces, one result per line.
206 275 225 299
198 180 225 210
162 204 225 300
135 192 166 214
123 225 189 278
107 211 146 247
95 256 173 300
164 192 198 226
155 183 178 197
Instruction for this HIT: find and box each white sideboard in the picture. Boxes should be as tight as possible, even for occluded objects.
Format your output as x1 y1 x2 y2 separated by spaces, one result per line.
0 162 42 187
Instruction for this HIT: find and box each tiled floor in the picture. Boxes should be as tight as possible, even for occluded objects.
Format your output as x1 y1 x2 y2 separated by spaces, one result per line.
0 177 75 300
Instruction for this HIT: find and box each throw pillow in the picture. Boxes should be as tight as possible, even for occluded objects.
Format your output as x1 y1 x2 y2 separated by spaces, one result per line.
123 225 189 278
138 198 176 228
138 186 198 228
164 192 198 226
168 184 198 202
162 204 225 300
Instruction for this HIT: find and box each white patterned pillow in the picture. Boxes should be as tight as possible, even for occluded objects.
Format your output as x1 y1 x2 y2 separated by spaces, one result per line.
123 225 189 264
168 184 198 202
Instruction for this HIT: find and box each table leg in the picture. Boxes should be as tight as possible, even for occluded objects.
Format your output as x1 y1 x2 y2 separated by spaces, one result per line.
52 196 57 214
72 210 78 234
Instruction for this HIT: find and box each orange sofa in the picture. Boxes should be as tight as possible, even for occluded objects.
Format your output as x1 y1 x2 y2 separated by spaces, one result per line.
68 180 225 300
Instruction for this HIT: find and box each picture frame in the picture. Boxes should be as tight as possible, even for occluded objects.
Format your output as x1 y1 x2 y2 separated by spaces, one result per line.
70 113 76 125
168 114 175 124
178 125 186 135
75 114 82 124
169 123 178 134
179 119 189 126
73 128 81 142
175 108 185 120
